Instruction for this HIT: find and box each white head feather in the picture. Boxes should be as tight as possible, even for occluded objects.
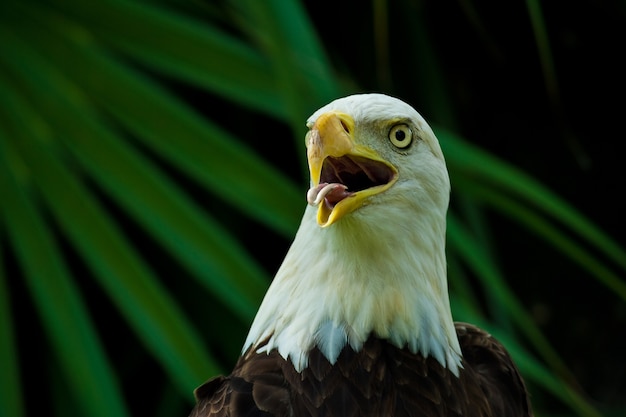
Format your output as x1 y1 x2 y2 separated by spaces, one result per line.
243 93 462 376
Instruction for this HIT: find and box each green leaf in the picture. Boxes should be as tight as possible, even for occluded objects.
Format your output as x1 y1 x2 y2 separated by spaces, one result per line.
456 179 626 302
447 213 576 384
0 61 219 396
47 0 286 118
18 2 304 237
439 128 626 274
232 0 341 127
0 122 130 416
0 29 267 321
0 221 24 417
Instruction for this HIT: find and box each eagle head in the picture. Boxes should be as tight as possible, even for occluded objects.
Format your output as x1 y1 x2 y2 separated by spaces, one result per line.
305 94 450 229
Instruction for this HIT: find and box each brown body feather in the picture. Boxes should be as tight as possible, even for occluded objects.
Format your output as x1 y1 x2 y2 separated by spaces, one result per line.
190 323 533 417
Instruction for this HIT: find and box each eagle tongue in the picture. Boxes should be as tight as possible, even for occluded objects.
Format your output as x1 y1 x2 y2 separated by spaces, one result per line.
307 183 350 207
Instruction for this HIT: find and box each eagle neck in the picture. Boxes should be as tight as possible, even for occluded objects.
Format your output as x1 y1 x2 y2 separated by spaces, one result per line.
243 204 462 375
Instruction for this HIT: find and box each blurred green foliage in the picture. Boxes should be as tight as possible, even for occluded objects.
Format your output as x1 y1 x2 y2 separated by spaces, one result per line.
1 0 625 416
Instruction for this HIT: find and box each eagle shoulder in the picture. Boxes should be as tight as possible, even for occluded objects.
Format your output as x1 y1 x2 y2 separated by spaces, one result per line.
455 322 534 417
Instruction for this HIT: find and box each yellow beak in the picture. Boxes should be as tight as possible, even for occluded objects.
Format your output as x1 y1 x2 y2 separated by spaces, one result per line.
306 111 398 227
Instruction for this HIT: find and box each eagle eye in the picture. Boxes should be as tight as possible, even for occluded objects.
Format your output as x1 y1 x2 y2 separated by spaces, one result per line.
388 124 413 149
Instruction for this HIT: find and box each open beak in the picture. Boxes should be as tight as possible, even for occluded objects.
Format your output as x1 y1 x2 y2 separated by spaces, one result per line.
306 111 398 227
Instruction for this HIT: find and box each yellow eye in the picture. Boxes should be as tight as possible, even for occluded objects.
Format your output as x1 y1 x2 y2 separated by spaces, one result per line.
388 124 413 148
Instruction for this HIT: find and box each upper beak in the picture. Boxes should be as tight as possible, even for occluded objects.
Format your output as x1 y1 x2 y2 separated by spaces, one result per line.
307 112 355 185
305 111 398 227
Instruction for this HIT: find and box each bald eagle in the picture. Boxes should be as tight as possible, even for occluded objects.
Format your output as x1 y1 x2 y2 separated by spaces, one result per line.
190 94 533 417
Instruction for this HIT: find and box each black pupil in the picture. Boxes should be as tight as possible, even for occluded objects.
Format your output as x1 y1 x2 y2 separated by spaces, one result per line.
395 130 405 141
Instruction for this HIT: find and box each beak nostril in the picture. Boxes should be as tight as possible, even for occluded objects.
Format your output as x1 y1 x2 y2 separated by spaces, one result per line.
340 120 350 134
